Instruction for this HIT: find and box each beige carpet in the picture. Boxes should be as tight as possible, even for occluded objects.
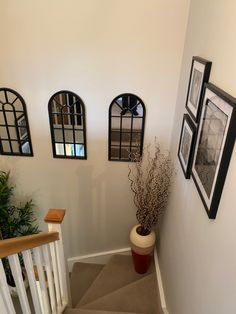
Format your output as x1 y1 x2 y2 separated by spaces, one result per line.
70 262 104 307
65 254 162 314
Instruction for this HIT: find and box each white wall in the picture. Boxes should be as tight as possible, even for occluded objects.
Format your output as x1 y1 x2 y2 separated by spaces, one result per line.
0 0 189 258
159 1 236 313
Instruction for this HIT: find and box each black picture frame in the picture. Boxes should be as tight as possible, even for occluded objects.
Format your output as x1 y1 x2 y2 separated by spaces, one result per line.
192 83 236 219
186 56 212 122
178 114 196 179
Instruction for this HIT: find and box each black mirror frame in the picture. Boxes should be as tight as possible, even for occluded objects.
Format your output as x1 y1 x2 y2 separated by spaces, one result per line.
48 90 87 160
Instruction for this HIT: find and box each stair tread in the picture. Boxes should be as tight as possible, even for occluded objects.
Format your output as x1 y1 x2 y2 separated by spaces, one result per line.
71 262 104 307
77 254 154 306
64 309 146 314
78 273 161 314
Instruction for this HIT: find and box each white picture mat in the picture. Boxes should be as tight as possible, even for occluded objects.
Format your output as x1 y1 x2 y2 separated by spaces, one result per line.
192 88 233 209
187 61 205 117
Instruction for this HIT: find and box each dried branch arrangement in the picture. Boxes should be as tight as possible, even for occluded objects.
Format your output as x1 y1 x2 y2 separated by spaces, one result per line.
128 141 174 235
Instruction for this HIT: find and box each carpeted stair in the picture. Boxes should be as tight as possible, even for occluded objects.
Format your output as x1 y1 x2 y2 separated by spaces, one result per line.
64 254 162 314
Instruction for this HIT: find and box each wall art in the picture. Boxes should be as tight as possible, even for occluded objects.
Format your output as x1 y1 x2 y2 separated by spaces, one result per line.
192 83 236 218
178 114 196 179
186 56 212 122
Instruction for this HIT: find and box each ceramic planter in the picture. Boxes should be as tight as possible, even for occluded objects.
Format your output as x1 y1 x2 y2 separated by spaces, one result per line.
130 224 156 274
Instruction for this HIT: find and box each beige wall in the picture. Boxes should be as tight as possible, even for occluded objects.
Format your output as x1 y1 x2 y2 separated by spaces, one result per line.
159 1 236 313
0 0 189 258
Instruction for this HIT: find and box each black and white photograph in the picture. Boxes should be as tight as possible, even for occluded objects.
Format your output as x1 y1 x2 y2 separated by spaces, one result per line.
186 56 212 122
192 83 236 219
178 114 196 179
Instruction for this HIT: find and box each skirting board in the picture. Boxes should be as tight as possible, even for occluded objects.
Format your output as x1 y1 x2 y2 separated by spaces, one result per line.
154 248 169 314
67 247 168 314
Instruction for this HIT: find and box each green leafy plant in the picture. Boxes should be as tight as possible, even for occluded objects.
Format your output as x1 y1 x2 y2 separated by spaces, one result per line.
0 171 39 285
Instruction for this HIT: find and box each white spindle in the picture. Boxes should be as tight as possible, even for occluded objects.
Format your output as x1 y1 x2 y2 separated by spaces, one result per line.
0 292 8 314
48 223 70 307
42 244 56 313
49 242 62 308
0 260 16 314
8 254 31 314
22 250 42 314
33 247 50 314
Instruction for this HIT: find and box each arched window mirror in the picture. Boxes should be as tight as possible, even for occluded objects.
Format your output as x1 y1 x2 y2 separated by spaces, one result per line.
109 93 145 161
48 90 87 159
0 88 33 156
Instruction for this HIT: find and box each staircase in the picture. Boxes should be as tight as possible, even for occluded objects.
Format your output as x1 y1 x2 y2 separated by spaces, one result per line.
0 209 162 314
64 254 162 314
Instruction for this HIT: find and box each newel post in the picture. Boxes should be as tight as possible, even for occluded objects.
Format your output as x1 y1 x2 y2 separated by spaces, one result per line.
44 208 71 307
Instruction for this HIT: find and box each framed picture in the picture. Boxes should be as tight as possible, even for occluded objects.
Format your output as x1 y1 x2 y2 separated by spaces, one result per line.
192 83 236 219
178 114 196 179
16 114 27 140
186 56 212 122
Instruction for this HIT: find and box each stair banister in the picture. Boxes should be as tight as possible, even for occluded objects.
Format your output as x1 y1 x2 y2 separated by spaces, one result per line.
45 208 71 308
0 208 70 314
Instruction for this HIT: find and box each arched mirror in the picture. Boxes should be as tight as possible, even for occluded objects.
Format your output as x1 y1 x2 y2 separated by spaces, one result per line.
0 88 33 156
108 93 145 161
48 90 87 159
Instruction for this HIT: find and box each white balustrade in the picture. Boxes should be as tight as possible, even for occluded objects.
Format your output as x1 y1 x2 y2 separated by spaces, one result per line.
49 242 62 308
0 209 69 314
8 253 31 314
22 249 42 314
42 244 56 313
47 223 71 307
33 247 51 314
0 259 16 314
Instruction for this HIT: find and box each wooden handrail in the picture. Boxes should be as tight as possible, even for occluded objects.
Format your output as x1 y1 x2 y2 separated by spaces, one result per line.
44 208 66 224
0 232 59 258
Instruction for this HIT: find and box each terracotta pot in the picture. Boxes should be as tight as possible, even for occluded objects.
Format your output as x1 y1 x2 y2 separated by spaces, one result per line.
130 224 156 274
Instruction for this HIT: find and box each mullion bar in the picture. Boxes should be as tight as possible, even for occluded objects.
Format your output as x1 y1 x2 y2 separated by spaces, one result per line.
66 93 71 125
111 115 141 118
11 96 19 107
60 108 66 157
0 124 17 127
12 105 22 154
72 112 76 156
130 115 134 157
1 139 19 142
114 100 123 111
119 115 123 160
52 112 83 116
2 105 13 153
0 110 24 113
4 90 8 103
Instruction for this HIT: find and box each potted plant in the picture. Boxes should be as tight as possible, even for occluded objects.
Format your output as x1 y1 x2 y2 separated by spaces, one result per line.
128 141 173 273
0 171 39 296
